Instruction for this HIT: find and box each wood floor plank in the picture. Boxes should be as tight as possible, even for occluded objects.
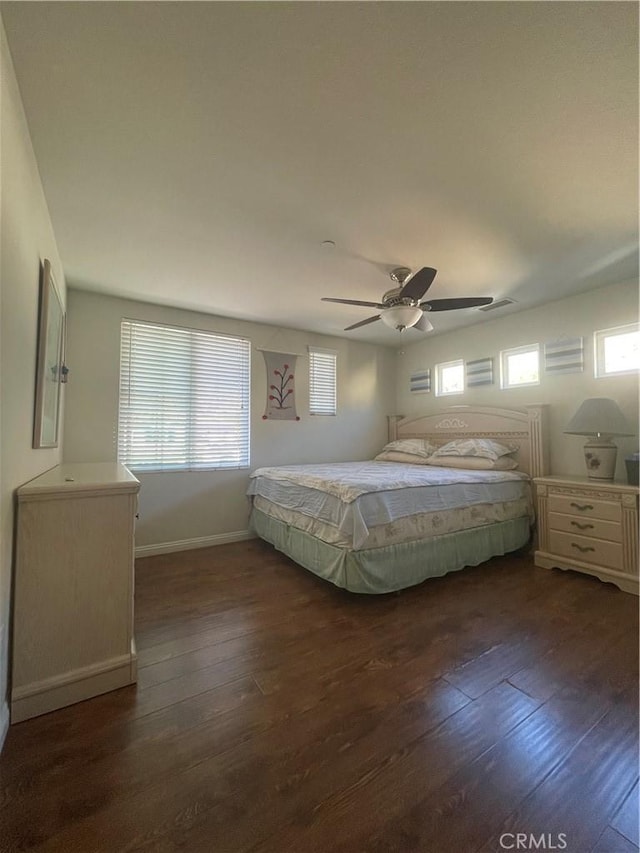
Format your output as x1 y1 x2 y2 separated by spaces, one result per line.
611 781 640 848
21 677 470 853
509 610 637 702
2 639 481 846
136 613 361 689
0 543 636 853
443 637 543 698
479 689 639 853
245 682 541 853
344 686 612 853
441 578 626 700
593 826 640 853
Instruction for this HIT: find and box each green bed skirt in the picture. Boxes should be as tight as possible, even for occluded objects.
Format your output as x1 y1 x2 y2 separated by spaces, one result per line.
250 507 531 594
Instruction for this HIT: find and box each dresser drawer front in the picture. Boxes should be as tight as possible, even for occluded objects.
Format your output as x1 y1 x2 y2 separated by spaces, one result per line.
547 494 621 522
548 512 622 543
549 530 622 571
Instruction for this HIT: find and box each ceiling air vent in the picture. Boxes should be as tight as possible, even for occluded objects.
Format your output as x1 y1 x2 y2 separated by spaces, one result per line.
479 298 516 312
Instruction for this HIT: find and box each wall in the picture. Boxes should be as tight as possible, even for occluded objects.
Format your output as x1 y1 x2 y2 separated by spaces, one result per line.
397 280 639 478
0 19 66 746
63 289 396 550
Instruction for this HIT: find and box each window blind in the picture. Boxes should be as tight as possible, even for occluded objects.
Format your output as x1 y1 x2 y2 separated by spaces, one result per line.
118 319 251 471
308 347 337 415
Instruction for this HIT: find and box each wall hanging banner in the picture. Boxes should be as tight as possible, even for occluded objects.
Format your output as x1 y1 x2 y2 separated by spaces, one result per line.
262 351 299 420
544 337 584 374
410 369 431 393
466 357 494 387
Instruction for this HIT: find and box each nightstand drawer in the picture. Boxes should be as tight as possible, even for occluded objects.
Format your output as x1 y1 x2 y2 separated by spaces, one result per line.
548 530 622 571
547 494 621 523
548 512 622 543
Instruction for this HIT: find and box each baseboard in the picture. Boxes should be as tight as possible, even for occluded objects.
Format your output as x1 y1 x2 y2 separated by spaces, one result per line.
0 701 9 751
11 653 136 724
135 529 255 558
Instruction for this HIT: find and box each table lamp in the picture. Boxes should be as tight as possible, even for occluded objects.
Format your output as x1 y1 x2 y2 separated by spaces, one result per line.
564 397 634 480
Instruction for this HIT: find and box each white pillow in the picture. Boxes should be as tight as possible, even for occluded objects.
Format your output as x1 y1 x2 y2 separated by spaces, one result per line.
375 450 432 465
381 438 438 459
426 455 518 470
431 438 515 461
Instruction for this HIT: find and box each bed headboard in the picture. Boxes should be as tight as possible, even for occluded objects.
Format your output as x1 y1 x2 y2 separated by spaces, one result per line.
388 404 550 479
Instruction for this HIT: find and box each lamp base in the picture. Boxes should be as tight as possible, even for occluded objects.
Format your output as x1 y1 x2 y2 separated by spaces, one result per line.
583 438 617 480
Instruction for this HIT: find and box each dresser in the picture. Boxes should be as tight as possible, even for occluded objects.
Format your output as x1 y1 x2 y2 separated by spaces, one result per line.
11 463 140 722
534 475 639 595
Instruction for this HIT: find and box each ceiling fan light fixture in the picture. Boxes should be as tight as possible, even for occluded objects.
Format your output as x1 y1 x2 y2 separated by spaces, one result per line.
380 305 424 331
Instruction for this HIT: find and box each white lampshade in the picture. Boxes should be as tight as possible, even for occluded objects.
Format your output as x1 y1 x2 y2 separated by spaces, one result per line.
380 305 424 331
564 398 633 437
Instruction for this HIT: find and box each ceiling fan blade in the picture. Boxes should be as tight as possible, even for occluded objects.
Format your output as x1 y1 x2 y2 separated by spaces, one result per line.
399 267 437 301
344 315 381 331
413 313 434 332
322 297 385 309
422 297 493 311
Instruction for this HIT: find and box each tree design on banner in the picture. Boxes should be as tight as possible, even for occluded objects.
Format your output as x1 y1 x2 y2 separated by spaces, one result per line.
261 351 300 420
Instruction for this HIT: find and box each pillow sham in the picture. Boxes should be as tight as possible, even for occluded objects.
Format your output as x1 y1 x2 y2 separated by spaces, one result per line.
380 438 438 459
375 450 431 465
430 438 515 461
426 455 518 470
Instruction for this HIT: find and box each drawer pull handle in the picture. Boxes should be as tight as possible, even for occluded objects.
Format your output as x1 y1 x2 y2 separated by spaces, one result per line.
571 543 596 553
570 502 593 512
570 521 594 531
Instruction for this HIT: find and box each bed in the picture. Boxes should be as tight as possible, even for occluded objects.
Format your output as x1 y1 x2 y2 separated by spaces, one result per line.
248 404 549 593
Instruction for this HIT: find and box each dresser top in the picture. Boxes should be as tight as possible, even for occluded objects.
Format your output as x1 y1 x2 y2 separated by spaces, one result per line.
534 474 639 495
18 463 140 500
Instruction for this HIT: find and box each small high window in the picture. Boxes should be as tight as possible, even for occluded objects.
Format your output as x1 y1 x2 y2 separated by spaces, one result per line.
435 359 464 397
500 344 540 389
595 324 640 378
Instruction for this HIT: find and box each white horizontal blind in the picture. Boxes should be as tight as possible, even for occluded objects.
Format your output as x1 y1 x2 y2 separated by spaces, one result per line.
118 320 250 471
308 347 337 415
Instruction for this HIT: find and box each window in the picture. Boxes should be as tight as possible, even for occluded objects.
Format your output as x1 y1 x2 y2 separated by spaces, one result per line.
595 323 640 378
500 344 540 388
435 359 464 396
309 347 337 415
118 319 250 471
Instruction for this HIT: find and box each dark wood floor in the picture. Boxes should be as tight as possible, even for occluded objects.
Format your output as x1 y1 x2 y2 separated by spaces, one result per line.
1 541 638 852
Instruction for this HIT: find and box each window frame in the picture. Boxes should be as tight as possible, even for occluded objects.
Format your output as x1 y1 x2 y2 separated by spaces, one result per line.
116 317 251 473
594 323 640 378
308 346 337 416
435 359 464 397
499 343 540 389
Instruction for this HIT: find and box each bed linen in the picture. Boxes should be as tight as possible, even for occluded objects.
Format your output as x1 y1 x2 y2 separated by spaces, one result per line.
248 461 531 550
253 493 532 550
251 507 530 594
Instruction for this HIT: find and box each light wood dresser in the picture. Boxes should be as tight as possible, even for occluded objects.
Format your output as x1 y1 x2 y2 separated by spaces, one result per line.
11 463 140 723
534 475 639 595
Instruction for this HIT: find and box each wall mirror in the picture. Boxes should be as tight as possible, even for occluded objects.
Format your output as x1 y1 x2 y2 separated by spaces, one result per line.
33 259 64 448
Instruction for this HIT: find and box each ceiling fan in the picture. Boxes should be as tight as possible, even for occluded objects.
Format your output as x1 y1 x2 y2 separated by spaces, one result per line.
322 267 493 332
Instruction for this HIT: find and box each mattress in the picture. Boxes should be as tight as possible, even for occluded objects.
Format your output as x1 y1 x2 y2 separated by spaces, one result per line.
248 461 532 550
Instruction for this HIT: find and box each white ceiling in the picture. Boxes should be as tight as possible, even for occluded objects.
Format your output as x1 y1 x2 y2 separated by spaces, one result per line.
2 2 638 346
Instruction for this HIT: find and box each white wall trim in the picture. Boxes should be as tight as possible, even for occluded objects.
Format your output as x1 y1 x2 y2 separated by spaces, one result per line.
12 654 134 703
11 654 136 724
0 701 9 751
135 529 255 558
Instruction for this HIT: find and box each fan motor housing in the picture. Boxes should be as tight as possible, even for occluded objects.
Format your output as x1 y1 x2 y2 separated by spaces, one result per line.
382 287 420 307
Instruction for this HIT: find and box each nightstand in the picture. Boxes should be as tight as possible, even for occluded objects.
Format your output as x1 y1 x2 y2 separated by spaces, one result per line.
534 475 639 595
